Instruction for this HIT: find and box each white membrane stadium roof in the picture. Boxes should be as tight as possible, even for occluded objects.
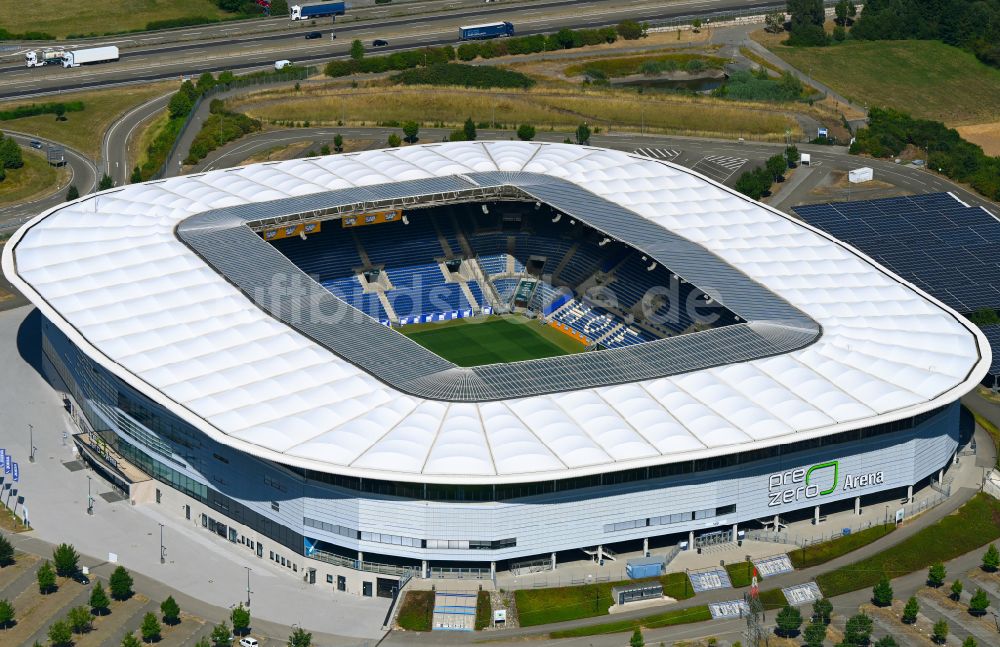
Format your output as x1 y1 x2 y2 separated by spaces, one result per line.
3 142 989 483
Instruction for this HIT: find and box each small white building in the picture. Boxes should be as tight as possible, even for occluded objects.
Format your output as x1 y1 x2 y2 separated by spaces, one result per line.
849 167 874 183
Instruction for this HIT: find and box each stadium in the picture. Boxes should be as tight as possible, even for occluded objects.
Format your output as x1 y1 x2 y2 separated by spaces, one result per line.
1 142 989 593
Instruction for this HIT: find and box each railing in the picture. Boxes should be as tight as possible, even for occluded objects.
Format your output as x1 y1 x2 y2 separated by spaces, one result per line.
510 557 553 576
428 566 491 580
310 548 420 578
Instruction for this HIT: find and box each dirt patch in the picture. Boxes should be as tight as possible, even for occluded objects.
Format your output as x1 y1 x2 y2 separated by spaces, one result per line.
957 122 1000 156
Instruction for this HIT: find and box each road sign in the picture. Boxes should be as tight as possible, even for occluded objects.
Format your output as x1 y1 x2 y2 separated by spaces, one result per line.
12 462 18 482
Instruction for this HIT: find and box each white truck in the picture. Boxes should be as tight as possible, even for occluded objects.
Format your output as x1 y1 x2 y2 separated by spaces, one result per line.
25 45 119 68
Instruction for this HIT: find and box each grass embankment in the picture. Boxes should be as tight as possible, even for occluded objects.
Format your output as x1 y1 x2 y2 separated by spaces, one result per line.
397 590 434 631
758 587 788 611
752 36 1000 125
789 524 896 569
564 53 727 77
817 493 1000 597
726 561 754 588
515 572 693 627
0 84 174 158
0 149 65 208
132 111 171 173
475 591 491 630
1 0 231 39
549 604 712 638
234 85 800 141
402 316 584 366
972 411 1000 469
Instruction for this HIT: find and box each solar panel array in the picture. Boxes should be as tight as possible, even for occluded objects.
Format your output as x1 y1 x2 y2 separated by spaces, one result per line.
793 193 1000 314
979 324 1000 376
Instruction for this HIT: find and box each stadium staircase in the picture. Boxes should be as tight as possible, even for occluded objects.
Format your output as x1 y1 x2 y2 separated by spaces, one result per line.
350 231 373 267
581 546 618 562
467 259 502 309
458 282 480 311
377 291 398 322
448 211 477 257
550 242 580 283
432 219 456 258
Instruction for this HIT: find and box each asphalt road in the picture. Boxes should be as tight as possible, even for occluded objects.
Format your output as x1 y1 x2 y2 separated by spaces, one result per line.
0 0 782 98
101 90 174 186
0 131 97 230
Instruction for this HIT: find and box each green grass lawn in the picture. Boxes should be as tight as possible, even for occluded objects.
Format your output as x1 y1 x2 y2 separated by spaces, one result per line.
474 590 491 630
515 571 693 627
564 53 727 77
397 590 434 631
754 37 1000 125
788 524 895 569
401 315 584 366
548 604 712 638
757 587 788 611
817 493 1000 598
3 0 233 38
0 149 64 208
726 560 754 588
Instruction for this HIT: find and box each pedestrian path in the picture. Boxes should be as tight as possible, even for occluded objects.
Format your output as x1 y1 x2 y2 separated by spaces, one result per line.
632 147 681 161
432 592 477 631
692 155 748 182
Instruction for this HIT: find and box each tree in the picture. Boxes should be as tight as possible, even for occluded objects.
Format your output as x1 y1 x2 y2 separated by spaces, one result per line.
844 613 874 646
130 166 143 183
68 605 92 634
350 39 365 61
109 565 134 600
835 0 850 25
575 123 591 145
159 595 180 625
196 72 216 95
735 167 771 200
231 602 250 636
463 117 476 141
53 544 80 578
54 103 67 121
616 20 646 40
785 145 800 167
775 604 803 637
516 124 536 141
288 626 312 647
928 563 946 587
333 133 344 152
320 144 331 155
168 91 193 119
872 575 893 607
931 619 948 644
0 534 13 566
786 0 828 46
402 121 419 143
37 560 56 594
969 588 989 616
0 599 14 629
141 611 161 643
692 19 703 33
211 621 233 646
387 133 401 148
803 619 826 647
66 185 79 201
48 619 73 647
962 637 977 647
764 11 785 33
121 634 143 647
0 137 24 169
812 598 833 624
983 544 999 572
951 579 964 600
98 174 114 191
89 581 110 616
766 153 788 182
901 596 918 624
629 626 644 647
833 24 846 41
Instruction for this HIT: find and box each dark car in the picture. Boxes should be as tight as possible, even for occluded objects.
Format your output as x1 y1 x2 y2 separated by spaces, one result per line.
305 31 323 40
29 140 43 149
71 571 90 585
372 39 389 47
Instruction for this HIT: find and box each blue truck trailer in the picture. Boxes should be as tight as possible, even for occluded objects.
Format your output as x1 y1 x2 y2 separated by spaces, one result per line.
459 21 515 40
291 2 347 20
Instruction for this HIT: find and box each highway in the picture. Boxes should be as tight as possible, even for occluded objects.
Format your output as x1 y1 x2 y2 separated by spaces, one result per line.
0 0 781 98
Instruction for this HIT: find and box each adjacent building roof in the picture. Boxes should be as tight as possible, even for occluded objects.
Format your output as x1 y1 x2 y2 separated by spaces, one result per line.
2 143 989 483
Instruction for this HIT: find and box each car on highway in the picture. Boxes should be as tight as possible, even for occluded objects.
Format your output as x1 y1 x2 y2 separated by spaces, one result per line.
274 59 293 70
29 140 43 149
372 39 389 47
305 31 322 39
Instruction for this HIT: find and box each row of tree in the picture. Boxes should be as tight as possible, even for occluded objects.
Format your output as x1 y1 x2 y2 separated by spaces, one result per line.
0 131 24 182
734 146 799 200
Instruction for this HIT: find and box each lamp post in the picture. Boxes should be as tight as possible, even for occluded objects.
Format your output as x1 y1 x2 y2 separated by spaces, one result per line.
86 475 93 515
159 523 165 564
244 566 252 608
29 424 35 463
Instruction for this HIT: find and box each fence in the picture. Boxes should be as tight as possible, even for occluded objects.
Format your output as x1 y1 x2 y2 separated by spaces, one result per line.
310 548 421 578
152 66 317 180
648 0 845 30
428 566 492 580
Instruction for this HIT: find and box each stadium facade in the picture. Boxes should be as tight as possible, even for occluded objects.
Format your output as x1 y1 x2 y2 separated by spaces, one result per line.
3 143 988 591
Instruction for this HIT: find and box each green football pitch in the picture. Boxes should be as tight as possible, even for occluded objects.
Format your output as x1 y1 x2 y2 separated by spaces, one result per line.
400 315 585 367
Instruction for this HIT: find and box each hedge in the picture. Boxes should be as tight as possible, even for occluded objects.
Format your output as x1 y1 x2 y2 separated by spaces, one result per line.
0 102 85 121
393 63 534 89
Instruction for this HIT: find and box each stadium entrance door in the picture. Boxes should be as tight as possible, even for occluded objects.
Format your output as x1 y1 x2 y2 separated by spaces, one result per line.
695 529 732 549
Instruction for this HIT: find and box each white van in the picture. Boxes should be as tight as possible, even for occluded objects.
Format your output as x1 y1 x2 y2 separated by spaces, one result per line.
239 638 259 647
274 60 292 71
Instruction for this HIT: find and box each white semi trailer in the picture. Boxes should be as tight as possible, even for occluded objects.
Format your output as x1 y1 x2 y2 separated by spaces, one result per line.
25 45 119 68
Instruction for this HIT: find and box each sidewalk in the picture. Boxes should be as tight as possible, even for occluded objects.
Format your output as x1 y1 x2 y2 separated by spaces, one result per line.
0 306 387 644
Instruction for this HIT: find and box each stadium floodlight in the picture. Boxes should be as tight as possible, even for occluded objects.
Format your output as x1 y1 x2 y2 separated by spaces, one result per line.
599 238 611 246
481 204 489 214
299 231 307 241
570 219 576 225
402 215 409 225
551 213 561 222
647 262 657 271
534 201 541 209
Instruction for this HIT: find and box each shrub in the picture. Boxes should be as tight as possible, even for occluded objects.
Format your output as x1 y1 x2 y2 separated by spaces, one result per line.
184 110 262 164
803 619 826 647
928 563 946 587
844 613 873 645
616 20 646 40
141 611 161 642
901 596 918 623
0 599 14 629
517 124 536 141
775 605 803 637
969 588 989 616
931 619 948 644
68 605 92 634
0 101 84 121
812 598 832 624
393 63 534 89
53 544 80 577
89 581 110 615
48 619 72 647
109 565 133 600
463 117 476 141
161 595 180 625
387 133 401 147
37 560 56 594
984 544 1000 571
0 137 24 169
951 579 964 600
0 534 13 565
403 121 419 143
66 185 79 201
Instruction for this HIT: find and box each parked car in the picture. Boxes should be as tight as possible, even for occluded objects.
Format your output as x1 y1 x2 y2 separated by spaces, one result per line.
239 638 259 647
29 140 43 149
372 39 389 47
71 571 90 585
305 31 322 39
